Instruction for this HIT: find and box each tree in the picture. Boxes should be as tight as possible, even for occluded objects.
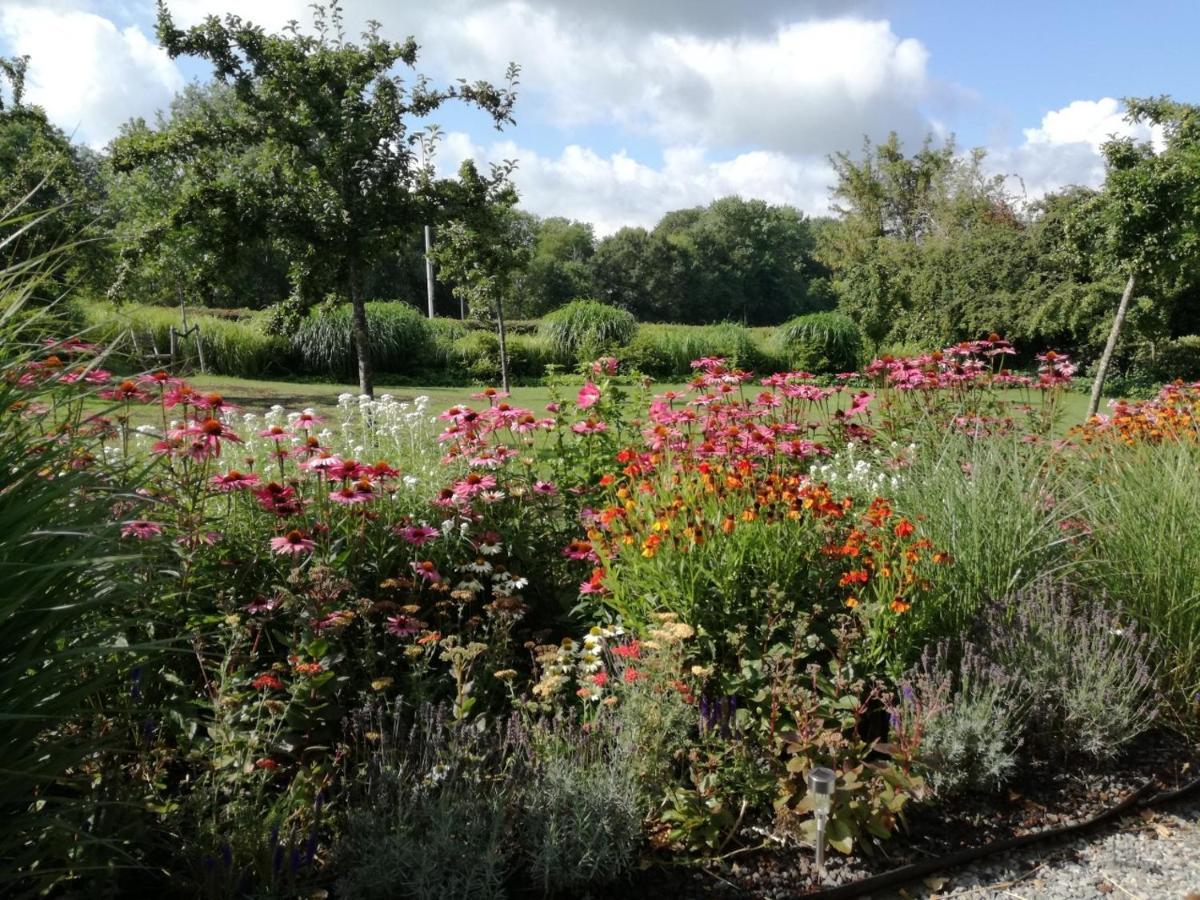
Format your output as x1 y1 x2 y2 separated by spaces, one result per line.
0 55 109 296
431 160 532 391
1081 97 1200 416
590 225 688 321
112 1 518 395
514 215 596 317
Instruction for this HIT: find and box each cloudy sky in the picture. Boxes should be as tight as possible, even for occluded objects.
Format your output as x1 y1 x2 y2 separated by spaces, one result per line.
1 0 1195 233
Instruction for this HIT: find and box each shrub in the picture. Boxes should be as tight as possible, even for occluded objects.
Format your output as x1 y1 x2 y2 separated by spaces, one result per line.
451 331 562 382
1137 335 1200 383
895 642 1026 796
539 300 636 364
986 580 1159 761
772 311 864 373
622 322 781 379
76 301 291 377
517 719 643 894
291 301 433 378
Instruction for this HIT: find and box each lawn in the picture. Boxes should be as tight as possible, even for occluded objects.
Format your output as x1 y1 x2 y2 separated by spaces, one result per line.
97 371 1097 432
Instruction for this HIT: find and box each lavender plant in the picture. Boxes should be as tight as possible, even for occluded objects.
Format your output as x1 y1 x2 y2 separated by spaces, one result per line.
986 579 1159 762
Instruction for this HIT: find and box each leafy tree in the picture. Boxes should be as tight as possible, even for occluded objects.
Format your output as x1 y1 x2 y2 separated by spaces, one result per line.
590 225 688 321
1079 97 1200 415
514 215 596 317
431 160 533 391
106 83 290 309
112 1 518 395
0 55 109 296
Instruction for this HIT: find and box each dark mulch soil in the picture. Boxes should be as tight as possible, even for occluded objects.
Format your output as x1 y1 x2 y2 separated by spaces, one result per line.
605 730 1199 899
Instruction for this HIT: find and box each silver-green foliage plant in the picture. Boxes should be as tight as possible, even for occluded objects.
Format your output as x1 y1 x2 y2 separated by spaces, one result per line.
517 720 643 895
896 642 1026 796
772 310 863 373
986 580 1159 762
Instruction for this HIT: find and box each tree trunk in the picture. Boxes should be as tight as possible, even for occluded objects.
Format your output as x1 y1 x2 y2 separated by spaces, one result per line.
1087 272 1137 419
495 294 510 393
349 258 374 397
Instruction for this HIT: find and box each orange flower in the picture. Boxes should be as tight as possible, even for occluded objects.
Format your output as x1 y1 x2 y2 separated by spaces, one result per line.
890 597 911 614
844 596 859 608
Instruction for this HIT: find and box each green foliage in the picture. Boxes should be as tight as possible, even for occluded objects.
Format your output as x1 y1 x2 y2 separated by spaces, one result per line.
112 1 519 393
622 322 779 378
773 311 864 373
1083 442 1200 704
78 300 291 377
292 302 433 378
539 299 636 363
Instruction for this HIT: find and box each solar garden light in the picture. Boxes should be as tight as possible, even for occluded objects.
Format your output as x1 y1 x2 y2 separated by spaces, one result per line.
808 766 837 877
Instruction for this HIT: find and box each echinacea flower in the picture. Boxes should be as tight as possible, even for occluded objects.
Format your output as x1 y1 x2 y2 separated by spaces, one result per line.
121 520 163 539
270 530 315 556
410 559 443 583
577 381 601 410
386 614 425 637
210 470 261 492
258 425 292 441
571 418 607 435
397 524 441 545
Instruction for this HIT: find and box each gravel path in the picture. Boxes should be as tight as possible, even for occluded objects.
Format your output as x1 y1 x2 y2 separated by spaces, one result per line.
867 799 1200 900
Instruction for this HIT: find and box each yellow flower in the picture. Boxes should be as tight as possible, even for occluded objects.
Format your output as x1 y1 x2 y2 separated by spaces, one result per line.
370 677 394 691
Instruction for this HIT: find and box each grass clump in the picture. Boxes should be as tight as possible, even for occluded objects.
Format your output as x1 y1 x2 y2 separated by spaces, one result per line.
291 301 433 378
539 300 636 364
772 311 863 373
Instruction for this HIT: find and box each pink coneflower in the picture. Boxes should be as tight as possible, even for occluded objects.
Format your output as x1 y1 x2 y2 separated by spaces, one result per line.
292 435 323 460
471 387 509 402
304 452 342 472
386 614 425 637
314 610 354 631
258 424 292 441
99 379 149 402
846 391 874 417
210 470 261 492
121 520 163 539
162 384 199 409
194 392 238 414
293 410 323 429
452 472 497 497
571 418 607 435
244 595 281 614
326 458 366 481
397 525 441 545
178 530 221 549
562 539 594 561
410 559 443 583
330 481 373 504
577 381 601 410
255 482 301 516
185 417 243 456
533 480 557 495
270 530 315 555
138 370 180 387
370 460 400 478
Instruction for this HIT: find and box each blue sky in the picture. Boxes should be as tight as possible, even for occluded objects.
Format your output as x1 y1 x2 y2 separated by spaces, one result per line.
0 0 1190 232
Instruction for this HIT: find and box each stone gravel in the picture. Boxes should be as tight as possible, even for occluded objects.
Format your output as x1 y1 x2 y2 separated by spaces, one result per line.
867 799 1200 900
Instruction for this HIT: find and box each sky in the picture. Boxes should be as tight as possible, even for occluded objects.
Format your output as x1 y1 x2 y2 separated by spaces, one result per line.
0 0 1194 234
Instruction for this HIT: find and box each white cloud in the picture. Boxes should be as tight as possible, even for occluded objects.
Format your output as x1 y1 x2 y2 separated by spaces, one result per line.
0 4 182 148
989 97 1164 202
438 132 834 235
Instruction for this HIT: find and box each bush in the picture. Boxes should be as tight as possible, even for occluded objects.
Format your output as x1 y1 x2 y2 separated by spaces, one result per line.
1139 335 1200 384
897 642 1025 796
622 323 781 379
291 301 434 378
986 580 1159 761
772 311 864 373
451 331 564 382
539 300 636 364
76 301 291 377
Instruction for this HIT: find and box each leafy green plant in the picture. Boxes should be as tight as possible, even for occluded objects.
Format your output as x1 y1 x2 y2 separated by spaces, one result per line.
539 299 636 363
772 311 864 373
292 301 434 379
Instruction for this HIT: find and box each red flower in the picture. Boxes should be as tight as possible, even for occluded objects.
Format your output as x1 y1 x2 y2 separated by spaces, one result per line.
252 673 284 691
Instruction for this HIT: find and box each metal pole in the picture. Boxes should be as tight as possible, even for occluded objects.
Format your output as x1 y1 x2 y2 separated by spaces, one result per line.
424 225 436 319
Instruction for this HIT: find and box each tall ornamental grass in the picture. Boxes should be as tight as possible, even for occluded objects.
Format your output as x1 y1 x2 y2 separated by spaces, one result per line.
1082 442 1200 706
77 300 289 377
538 300 636 363
890 434 1083 650
291 301 434 378
0 214 156 889
623 322 781 378
772 311 864 373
